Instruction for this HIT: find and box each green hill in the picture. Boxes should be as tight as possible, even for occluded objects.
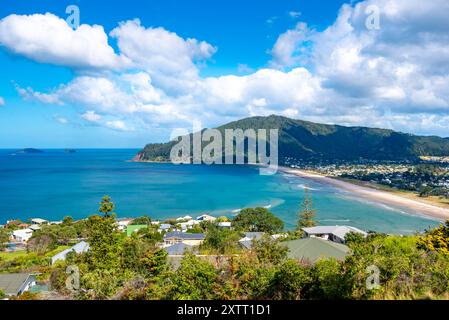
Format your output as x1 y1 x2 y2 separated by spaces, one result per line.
135 115 449 163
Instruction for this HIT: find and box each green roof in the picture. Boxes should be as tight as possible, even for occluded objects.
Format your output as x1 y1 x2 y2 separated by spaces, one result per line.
283 237 350 263
126 224 148 236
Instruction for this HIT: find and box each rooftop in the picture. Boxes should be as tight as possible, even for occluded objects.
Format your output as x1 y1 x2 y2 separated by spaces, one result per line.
302 225 367 240
0 273 35 296
164 231 205 240
283 237 350 263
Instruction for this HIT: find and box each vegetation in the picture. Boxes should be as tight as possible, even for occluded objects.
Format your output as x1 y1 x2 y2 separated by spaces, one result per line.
297 188 317 231
136 115 449 163
2 196 449 300
233 207 284 233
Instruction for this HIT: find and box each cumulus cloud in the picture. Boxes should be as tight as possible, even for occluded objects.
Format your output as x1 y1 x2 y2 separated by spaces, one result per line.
0 13 127 69
105 120 133 131
81 111 102 122
4 0 449 137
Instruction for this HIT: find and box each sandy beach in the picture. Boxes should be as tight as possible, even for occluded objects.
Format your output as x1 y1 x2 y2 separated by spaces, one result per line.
280 167 449 222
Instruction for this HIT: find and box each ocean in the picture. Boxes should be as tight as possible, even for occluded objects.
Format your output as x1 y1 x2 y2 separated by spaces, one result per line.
0 149 440 234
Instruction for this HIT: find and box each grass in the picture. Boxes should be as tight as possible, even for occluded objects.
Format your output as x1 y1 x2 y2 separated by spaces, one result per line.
0 245 71 262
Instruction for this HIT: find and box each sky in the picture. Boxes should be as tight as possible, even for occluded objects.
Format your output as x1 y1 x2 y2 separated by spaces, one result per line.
0 0 448 148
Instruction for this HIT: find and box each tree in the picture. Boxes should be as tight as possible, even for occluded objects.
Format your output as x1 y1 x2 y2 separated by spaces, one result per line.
166 253 220 299
86 196 121 270
252 236 288 266
297 188 317 230
140 248 168 277
99 195 114 217
62 216 74 225
417 221 449 255
130 215 152 226
0 228 10 250
203 224 241 254
233 208 284 233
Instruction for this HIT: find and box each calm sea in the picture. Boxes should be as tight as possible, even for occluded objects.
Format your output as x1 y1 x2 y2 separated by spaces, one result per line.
0 149 440 234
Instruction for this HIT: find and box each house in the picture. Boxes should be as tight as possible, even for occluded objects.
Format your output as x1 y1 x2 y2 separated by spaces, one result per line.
117 219 133 231
179 219 200 231
176 215 193 221
0 273 37 297
196 214 216 222
29 224 41 232
217 222 232 228
238 232 265 249
12 228 33 243
164 243 196 255
51 241 90 265
158 223 172 232
283 237 350 263
163 231 205 246
30 218 48 225
302 226 367 244
126 224 148 237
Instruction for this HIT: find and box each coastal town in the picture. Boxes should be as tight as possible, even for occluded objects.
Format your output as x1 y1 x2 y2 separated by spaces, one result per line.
0 201 369 299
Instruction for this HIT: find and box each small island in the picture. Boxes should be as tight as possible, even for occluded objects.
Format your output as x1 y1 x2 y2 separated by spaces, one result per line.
16 148 44 154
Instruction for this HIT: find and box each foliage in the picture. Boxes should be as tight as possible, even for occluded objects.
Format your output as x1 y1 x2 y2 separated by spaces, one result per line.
417 221 449 255
233 208 284 233
202 224 241 254
297 188 317 230
165 253 220 300
131 215 152 225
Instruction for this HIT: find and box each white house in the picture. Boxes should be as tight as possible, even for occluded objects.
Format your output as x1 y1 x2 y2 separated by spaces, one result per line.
12 228 33 243
0 273 37 297
51 241 90 265
196 214 216 222
302 226 367 244
30 218 48 225
217 222 232 228
117 219 133 231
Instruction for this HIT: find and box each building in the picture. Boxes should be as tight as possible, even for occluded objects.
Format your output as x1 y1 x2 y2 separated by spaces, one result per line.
30 218 48 225
302 226 367 244
51 241 90 265
126 224 148 237
283 237 350 263
158 223 172 233
196 214 216 222
176 215 193 221
217 222 232 228
117 219 133 231
12 228 33 243
164 243 196 255
0 273 37 297
238 232 265 249
29 224 41 232
163 231 205 246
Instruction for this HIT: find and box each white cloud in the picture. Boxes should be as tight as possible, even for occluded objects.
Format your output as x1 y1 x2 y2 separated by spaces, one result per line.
0 13 127 69
5 1 449 137
54 115 68 124
105 120 133 131
270 22 311 69
81 111 102 122
0 96 4 106
288 11 301 18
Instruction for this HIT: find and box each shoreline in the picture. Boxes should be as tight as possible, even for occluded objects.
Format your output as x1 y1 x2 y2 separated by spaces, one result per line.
279 166 449 222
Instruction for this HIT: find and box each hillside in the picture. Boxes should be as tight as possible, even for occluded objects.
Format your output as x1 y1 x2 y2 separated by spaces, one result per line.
135 115 449 163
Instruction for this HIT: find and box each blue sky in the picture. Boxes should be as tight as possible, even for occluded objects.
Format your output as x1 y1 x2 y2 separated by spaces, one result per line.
0 0 448 148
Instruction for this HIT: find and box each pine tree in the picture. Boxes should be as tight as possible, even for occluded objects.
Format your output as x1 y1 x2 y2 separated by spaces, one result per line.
297 187 317 231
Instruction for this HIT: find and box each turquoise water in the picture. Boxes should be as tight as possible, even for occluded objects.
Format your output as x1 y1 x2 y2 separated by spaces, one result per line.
0 149 440 234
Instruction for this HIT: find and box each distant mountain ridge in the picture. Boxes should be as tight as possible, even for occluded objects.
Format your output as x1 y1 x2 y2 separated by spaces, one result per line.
135 115 449 163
